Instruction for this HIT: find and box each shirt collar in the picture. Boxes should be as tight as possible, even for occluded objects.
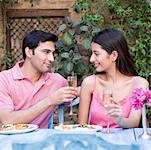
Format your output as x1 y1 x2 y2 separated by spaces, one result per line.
42 72 50 81
12 60 51 81
12 61 26 80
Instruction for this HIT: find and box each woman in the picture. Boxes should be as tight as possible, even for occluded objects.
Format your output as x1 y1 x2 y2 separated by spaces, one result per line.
78 28 149 128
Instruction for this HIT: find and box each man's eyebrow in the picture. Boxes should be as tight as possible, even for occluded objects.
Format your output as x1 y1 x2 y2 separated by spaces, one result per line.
42 49 55 52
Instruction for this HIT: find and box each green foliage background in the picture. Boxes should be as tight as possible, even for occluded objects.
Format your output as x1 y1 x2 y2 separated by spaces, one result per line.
1 0 150 82
1 0 151 121
55 0 151 120
54 0 150 84
73 0 151 80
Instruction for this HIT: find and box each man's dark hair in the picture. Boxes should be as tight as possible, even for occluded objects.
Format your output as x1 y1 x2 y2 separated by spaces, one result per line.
22 30 58 59
92 28 138 76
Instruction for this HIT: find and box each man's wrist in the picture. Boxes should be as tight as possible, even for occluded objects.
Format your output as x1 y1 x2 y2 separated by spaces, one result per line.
46 95 54 106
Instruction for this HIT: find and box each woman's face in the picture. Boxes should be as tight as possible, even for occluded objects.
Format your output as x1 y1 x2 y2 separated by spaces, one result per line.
90 42 115 72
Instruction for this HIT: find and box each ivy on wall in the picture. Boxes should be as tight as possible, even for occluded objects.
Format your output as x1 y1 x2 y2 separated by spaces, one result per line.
107 0 151 79
1 0 150 80
72 0 151 119
74 0 151 80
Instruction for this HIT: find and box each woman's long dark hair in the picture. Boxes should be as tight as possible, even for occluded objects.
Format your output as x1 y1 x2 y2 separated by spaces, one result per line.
92 28 138 76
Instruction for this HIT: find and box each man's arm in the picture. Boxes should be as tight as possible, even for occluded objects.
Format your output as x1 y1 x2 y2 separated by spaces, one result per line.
0 86 77 124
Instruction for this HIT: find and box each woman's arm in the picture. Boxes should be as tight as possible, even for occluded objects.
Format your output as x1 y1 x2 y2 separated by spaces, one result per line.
117 109 141 128
78 76 93 124
107 103 141 128
107 76 149 128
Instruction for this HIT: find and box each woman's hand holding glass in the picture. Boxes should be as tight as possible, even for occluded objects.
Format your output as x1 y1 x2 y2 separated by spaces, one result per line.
105 102 123 126
103 89 123 128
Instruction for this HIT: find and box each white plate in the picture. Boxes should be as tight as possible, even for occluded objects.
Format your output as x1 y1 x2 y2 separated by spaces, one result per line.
0 124 38 134
54 124 102 132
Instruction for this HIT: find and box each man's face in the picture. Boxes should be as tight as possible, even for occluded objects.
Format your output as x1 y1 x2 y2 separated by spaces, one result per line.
30 41 55 73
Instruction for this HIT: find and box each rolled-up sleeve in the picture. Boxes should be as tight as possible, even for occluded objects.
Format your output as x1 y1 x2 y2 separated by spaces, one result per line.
0 74 14 110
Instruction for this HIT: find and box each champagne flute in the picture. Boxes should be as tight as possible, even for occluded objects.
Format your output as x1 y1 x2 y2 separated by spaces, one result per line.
67 75 77 116
103 88 113 133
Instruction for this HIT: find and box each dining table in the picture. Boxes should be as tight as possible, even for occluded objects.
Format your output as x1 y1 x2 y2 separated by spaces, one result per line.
0 127 150 150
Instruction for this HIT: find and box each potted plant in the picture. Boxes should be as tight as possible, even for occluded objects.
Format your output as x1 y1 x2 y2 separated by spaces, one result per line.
53 17 100 83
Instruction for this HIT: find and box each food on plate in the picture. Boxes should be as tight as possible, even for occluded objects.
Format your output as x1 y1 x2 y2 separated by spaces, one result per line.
0 124 29 131
55 124 101 131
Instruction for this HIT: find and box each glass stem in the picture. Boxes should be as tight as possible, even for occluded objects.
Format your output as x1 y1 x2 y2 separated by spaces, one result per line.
69 102 73 114
142 104 147 134
107 122 110 133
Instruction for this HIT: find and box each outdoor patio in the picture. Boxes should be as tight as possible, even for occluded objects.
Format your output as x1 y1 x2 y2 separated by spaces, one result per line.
0 0 150 138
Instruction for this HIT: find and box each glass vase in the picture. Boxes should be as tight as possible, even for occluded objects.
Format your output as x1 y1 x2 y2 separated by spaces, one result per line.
139 104 151 139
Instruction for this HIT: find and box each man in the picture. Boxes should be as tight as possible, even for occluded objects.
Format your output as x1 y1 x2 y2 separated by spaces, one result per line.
0 30 77 128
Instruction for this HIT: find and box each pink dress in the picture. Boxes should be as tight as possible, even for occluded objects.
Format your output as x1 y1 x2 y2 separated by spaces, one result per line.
89 75 131 128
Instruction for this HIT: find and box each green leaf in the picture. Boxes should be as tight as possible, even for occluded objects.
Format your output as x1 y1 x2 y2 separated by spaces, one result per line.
82 38 91 49
73 54 81 61
59 24 67 31
92 27 101 35
72 20 81 27
63 61 74 74
65 17 72 23
74 61 86 75
61 52 69 58
80 25 88 31
56 40 63 48
62 32 73 46
0 43 4 48
72 44 79 52
69 29 75 36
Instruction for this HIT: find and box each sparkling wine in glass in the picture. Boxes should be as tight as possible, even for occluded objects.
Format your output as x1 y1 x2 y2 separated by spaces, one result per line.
103 88 113 133
67 76 77 116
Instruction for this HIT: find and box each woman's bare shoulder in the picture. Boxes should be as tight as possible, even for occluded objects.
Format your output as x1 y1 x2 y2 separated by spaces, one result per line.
133 76 149 88
80 75 95 94
82 75 95 86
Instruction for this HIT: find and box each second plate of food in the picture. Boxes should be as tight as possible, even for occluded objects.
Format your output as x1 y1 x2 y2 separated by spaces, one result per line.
54 124 102 132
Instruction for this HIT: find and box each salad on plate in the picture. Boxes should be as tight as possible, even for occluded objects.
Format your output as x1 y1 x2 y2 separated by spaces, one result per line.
0 124 38 134
55 124 102 132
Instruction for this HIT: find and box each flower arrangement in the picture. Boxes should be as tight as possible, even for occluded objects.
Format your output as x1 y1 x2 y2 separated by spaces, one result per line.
130 88 151 139
130 88 151 109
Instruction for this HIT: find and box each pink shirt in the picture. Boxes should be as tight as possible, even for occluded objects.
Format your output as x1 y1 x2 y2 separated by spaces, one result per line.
90 75 131 128
0 61 67 128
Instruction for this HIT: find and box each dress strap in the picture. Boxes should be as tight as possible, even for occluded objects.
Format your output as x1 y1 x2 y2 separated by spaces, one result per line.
92 75 96 93
132 76 136 89
131 76 139 91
